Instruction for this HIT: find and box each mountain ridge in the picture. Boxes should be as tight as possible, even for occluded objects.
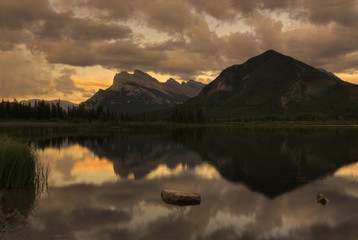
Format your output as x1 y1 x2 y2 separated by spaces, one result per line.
180 49 358 120
83 70 205 114
20 99 78 110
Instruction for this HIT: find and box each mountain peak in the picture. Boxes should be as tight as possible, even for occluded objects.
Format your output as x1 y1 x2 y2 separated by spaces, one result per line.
183 50 358 119
244 49 287 68
256 49 286 59
83 71 206 114
113 71 129 86
111 70 159 90
166 78 179 84
134 69 151 78
117 71 130 77
262 49 281 55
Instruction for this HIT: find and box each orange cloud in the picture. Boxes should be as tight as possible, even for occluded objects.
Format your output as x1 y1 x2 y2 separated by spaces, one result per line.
73 157 113 172
2 0 358 103
73 79 111 90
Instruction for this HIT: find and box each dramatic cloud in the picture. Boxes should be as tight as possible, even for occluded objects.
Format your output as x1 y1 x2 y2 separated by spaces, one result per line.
298 0 358 27
54 68 86 95
0 45 89 102
0 46 52 99
1 0 358 102
96 41 168 69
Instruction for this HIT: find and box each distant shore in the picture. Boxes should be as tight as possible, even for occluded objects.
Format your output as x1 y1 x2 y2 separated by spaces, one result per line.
1 119 358 128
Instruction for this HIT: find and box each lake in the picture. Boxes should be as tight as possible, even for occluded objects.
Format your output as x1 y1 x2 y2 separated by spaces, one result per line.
2 125 358 239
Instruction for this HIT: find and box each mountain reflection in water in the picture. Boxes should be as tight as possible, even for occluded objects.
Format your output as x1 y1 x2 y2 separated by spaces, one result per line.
3 127 358 240
33 127 358 196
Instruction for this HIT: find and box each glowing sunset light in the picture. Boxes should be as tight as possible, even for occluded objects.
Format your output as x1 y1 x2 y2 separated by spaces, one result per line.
146 163 187 179
73 157 114 172
37 144 118 186
194 163 221 179
335 162 358 179
1 0 358 103
145 163 220 180
336 73 358 85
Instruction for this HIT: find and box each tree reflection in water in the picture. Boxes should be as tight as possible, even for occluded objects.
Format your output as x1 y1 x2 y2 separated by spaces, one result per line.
3 126 358 239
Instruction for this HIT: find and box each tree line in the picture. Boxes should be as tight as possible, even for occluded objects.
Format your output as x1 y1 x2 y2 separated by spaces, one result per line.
170 107 206 123
0 99 119 121
0 99 208 123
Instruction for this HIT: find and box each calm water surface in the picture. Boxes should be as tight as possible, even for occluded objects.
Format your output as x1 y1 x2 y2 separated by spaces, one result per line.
2 126 358 239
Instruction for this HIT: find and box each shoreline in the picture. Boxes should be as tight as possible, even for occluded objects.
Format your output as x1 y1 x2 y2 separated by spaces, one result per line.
1 120 358 128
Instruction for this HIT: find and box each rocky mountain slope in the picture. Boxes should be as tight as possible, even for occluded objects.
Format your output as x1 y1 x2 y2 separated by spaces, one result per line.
83 70 205 114
181 50 358 119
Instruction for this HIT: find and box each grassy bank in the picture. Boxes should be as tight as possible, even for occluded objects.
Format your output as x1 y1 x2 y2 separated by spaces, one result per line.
0 136 47 189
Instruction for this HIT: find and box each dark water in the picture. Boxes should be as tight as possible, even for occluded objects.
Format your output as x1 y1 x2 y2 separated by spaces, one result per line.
2 126 358 239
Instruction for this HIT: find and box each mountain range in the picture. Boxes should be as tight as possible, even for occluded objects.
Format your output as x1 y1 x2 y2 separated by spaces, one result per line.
83 70 205 114
181 50 358 119
20 99 78 109
21 50 358 120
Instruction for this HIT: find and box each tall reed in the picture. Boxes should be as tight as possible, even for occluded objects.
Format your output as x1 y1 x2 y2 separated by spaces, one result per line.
0 136 47 189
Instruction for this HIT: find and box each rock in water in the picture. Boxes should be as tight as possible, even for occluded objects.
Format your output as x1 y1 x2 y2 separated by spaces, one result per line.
161 189 201 206
317 193 329 205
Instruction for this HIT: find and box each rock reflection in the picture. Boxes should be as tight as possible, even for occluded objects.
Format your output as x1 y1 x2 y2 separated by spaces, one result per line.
161 189 201 206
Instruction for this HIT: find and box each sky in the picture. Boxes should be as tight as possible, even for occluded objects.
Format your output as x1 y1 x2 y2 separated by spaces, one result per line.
1 0 358 103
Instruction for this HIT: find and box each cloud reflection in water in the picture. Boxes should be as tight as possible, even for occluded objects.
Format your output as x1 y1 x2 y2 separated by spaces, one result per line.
6 128 358 239
37 144 119 186
7 172 358 240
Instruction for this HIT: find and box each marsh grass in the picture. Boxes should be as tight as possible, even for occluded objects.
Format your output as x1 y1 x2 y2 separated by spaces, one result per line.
0 136 48 189
0 136 48 234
